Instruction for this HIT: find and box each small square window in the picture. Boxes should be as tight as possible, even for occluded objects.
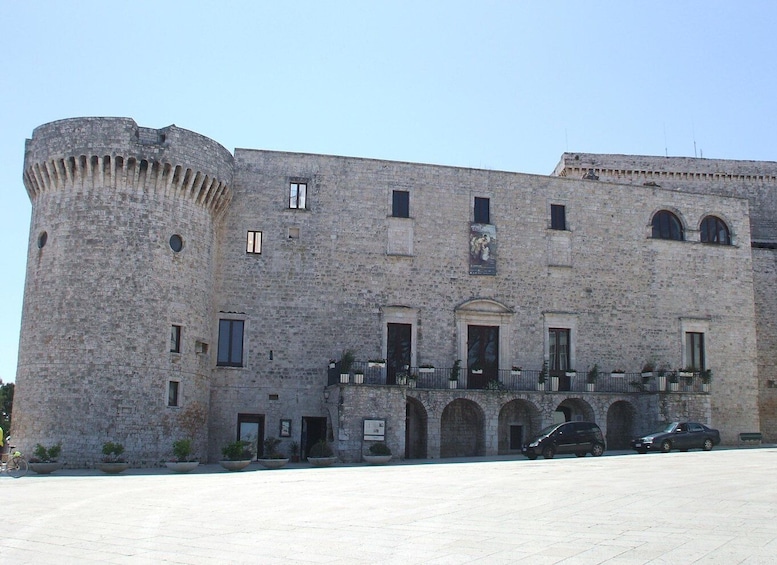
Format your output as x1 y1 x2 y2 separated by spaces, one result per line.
289 182 307 209
168 381 180 407
392 190 409 218
288 227 300 239
246 231 262 254
170 325 182 353
551 204 566 230
474 197 490 224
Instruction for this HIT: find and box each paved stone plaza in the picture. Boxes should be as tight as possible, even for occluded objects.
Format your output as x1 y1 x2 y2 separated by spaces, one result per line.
4 448 777 564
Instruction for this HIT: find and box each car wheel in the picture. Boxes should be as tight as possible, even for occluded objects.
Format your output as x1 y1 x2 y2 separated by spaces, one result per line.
660 440 672 453
702 438 714 451
591 443 604 457
542 446 555 459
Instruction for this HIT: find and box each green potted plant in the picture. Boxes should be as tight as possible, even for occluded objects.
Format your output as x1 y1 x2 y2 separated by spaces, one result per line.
257 436 289 469
408 373 418 388
641 361 655 378
166 438 199 473
98 441 129 474
354 368 365 384
363 441 392 465
339 349 355 383
220 439 252 471
449 359 461 389
538 361 548 391
289 440 301 463
307 439 337 467
29 442 63 474
701 369 712 392
656 363 669 391
396 371 409 385
668 370 680 391
586 364 598 392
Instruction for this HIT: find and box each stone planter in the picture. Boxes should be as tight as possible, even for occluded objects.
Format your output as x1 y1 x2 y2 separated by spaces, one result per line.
363 454 392 465
257 458 289 469
307 456 337 467
165 461 200 473
219 460 252 472
97 462 130 474
29 461 63 475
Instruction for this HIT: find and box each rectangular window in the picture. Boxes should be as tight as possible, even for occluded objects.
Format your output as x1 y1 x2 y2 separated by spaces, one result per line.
168 380 180 407
551 204 566 230
685 332 705 370
474 197 490 224
289 182 307 209
246 231 262 254
170 325 181 353
549 328 570 372
217 319 245 367
392 190 409 218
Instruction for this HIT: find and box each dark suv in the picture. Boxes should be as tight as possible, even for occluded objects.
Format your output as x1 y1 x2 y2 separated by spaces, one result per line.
521 421 605 460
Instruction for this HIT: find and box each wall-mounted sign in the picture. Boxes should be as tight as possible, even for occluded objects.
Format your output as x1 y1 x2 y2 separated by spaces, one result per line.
469 223 497 275
363 419 385 441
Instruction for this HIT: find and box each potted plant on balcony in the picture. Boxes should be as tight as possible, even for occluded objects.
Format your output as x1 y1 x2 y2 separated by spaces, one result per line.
449 359 461 389
220 440 253 471
511 366 522 377
363 441 392 465
98 441 129 474
29 442 63 474
641 361 655 378
656 364 669 391
166 438 200 473
354 368 365 384
537 361 548 391
610 368 625 378
419 364 435 374
586 364 598 392
668 371 680 392
701 369 712 392
368 358 386 368
339 349 355 383
257 436 290 469
307 439 337 467
396 370 409 385
408 373 418 388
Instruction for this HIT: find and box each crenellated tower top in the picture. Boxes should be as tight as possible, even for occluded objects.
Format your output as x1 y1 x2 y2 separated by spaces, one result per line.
23 117 234 216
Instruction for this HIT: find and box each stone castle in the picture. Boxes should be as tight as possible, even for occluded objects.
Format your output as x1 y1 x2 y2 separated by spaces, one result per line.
11 117 775 466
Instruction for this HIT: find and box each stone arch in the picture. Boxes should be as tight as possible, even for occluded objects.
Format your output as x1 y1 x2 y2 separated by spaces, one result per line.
440 398 486 458
405 396 428 460
497 399 542 454
606 400 638 450
554 397 595 424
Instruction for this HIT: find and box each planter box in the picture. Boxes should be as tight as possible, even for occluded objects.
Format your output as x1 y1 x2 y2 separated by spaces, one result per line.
448 380 458 389
511 371 521 377
669 382 679 392
367 362 385 368
537 382 546 391
586 383 595 392
657 376 667 391
219 460 252 472
29 461 63 475
339 373 350 384
565 371 577 378
257 458 289 469
611 372 625 379
419 367 435 374
551 376 559 391
353 373 364 384
165 461 199 473
307 456 337 467
641 372 654 378
363 454 392 465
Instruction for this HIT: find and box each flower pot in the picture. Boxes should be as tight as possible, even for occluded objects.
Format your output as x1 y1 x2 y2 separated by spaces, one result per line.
611 372 625 379
257 458 289 469
354 373 364 384
669 382 679 392
702 383 710 392
29 461 63 475
97 462 129 474
165 461 200 473
419 367 435 374
340 373 349 384
448 380 458 389
219 459 252 472
511 371 521 377
537 382 545 391
551 376 559 391
397 375 408 385
657 376 667 391
363 454 392 465
586 382 595 392
307 456 337 467
408 379 417 388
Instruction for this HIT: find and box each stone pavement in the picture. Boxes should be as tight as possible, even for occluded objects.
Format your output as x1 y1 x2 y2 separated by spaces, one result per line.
3 448 777 564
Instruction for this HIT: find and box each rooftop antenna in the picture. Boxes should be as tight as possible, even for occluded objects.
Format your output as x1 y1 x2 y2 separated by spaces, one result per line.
692 121 697 158
663 123 668 157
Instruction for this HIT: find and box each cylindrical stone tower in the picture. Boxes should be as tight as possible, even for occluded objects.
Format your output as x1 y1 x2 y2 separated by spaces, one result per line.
14 117 233 466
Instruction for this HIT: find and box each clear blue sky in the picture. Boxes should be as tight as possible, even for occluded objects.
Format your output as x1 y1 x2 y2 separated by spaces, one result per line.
1 1 776 383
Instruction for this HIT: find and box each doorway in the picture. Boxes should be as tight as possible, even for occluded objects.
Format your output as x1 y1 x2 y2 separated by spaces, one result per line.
301 417 328 458
467 325 499 389
237 414 264 459
387 323 411 385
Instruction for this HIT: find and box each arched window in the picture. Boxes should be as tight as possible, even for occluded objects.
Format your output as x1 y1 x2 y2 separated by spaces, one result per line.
700 215 731 245
651 210 684 241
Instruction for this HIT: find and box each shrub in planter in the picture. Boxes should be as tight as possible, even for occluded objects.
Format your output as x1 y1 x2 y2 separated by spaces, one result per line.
172 438 196 462
368 442 392 456
102 441 126 463
31 442 62 463
221 440 252 461
309 439 334 458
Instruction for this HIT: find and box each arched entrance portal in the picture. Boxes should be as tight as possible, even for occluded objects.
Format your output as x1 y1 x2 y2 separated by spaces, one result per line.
405 397 428 459
498 399 542 454
606 401 637 450
554 398 595 424
440 399 485 458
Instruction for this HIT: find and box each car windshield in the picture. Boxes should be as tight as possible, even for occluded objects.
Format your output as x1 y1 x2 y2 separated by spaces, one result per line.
535 424 561 438
655 423 678 434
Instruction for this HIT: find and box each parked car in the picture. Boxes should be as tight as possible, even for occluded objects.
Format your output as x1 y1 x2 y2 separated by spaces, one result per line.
631 422 720 454
521 421 605 460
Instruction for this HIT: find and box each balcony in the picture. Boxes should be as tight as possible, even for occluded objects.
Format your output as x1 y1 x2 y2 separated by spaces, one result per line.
327 364 710 393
